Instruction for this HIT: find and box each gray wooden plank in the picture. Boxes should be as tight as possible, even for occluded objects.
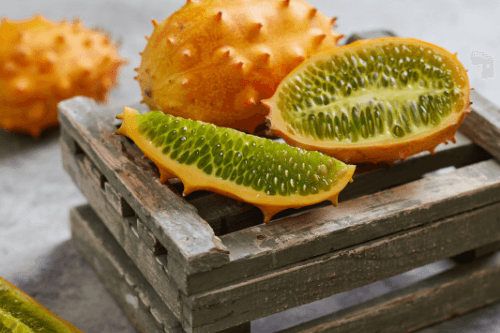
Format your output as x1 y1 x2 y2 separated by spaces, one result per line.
460 90 500 161
184 159 500 294
277 252 500 333
184 198 500 331
61 139 184 316
70 205 184 333
58 97 229 274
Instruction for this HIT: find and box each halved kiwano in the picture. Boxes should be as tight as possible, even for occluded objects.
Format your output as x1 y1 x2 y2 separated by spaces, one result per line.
116 107 356 223
0 276 83 333
263 38 471 164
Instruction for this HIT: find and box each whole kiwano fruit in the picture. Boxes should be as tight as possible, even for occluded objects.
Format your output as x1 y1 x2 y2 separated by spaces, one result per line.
136 0 342 134
0 15 126 137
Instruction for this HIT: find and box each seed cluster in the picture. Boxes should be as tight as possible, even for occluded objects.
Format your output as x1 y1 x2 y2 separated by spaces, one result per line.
277 42 466 142
138 111 347 196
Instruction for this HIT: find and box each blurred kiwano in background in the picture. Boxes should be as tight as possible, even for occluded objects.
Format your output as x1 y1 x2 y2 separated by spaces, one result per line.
0 15 126 137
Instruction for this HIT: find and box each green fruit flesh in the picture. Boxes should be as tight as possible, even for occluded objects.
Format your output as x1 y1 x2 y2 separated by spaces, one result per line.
0 280 72 333
137 111 349 197
275 43 467 143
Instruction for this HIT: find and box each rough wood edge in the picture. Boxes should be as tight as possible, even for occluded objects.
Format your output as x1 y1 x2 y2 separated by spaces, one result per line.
70 205 184 333
184 199 500 331
193 159 500 292
459 90 500 160
61 139 189 306
277 252 500 333
58 97 230 274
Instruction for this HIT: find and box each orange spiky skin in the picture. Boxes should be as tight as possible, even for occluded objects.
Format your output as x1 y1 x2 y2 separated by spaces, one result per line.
137 0 342 134
0 15 126 137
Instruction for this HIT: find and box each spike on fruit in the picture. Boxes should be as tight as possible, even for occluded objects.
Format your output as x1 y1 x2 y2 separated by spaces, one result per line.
137 0 341 134
116 108 356 223
312 33 326 46
152 19 159 27
309 8 317 18
264 37 471 164
144 35 149 40
330 17 337 27
0 15 125 137
248 22 263 40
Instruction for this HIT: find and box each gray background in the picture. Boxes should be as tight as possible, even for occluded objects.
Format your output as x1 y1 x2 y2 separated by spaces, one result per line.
1 1 499 332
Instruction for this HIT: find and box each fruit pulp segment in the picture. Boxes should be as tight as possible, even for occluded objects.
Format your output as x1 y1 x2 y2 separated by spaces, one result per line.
132 110 349 198
275 39 468 143
0 280 74 333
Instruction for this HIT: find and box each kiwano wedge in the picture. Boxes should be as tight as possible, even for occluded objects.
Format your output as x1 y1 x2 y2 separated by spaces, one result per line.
0 15 126 137
136 0 342 134
0 276 83 333
116 107 356 223
263 37 471 164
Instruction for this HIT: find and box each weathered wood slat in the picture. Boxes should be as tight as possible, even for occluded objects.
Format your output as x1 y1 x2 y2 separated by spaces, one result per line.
184 198 500 331
460 90 500 161
61 138 184 317
184 159 500 294
70 205 184 333
277 252 500 333
58 97 229 274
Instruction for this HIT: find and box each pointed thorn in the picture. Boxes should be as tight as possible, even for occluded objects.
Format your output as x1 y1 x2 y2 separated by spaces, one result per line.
167 37 175 45
134 67 139 72
235 61 244 70
181 78 189 85
283 0 290 6
139 52 144 56
429 148 436 155
470 87 475 91
133 75 138 80
145 35 149 41
313 34 326 45
182 49 191 57
258 52 271 63
309 8 317 18
330 17 338 26
215 11 223 21
451 136 457 144
140 99 146 103
152 19 159 27
186 0 192 4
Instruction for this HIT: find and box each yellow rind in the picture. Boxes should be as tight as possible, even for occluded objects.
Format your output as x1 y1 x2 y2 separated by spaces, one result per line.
116 107 355 223
263 37 471 164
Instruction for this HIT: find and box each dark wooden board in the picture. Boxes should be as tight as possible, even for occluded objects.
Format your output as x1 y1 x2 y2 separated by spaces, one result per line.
70 205 184 333
58 98 230 275
278 253 500 333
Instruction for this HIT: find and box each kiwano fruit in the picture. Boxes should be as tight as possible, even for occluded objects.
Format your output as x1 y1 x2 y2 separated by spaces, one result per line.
115 107 356 223
263 37 471 164
0 276 83 332
136 0 342 134
0 15 126 137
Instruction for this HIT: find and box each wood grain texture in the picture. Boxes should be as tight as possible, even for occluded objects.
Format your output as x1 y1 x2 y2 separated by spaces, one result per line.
184 159 500 294
184 199 500 331
460 90 500 161
71 205 184 333
277 253 500 333
61 138 184 317
58 97 229 274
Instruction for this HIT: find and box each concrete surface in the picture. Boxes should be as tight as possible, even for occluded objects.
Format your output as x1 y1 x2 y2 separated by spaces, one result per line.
1 0 500 332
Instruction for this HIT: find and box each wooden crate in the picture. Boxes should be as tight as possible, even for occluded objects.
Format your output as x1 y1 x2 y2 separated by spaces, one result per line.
60 31 500 333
